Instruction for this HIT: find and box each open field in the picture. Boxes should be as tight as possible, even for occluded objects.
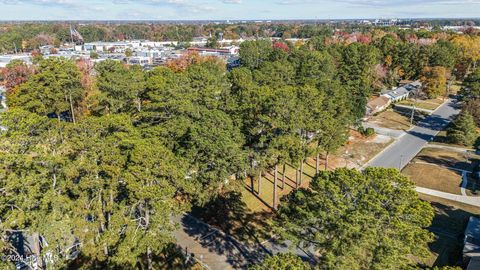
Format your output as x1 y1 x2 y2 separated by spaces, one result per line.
369 110 412 130
416 194 480 268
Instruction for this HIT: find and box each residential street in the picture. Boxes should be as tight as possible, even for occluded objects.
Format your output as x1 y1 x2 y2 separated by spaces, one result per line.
366 98 461 169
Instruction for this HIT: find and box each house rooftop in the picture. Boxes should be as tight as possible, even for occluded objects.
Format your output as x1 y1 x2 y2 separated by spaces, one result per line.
381 80 422 100
367 96 390 109
464 216 480 256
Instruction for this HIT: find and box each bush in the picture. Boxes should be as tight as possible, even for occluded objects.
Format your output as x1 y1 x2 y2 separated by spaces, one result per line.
365 127 375 137
357 126 375 137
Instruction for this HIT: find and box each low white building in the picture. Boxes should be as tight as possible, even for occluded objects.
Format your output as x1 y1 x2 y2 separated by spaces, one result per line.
0 54 32 68
127 56 150 66
381 81 422 102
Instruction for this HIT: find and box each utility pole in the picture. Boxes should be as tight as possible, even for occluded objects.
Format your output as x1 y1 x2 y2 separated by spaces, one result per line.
410 89 418 126
410 102 416 126
445 75 455 100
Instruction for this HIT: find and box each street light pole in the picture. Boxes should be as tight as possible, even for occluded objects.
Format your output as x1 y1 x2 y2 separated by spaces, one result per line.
410 88 419 126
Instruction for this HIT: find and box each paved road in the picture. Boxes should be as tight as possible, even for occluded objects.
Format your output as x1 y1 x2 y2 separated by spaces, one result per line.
367 98 461 169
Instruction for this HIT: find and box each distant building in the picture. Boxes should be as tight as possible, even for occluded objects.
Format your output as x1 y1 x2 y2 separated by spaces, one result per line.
187 46 238 57
127 56 150 66
0 54 31 68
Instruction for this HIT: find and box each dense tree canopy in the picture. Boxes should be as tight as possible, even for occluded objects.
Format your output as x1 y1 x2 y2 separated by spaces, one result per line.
250 253 310 270
459 69 480 101
92 60 145 115
274 168 434 270
7 58 84 122
0 110 188 269
447 112 478 146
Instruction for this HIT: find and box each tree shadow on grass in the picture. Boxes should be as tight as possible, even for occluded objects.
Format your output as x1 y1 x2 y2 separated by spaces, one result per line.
416 154 478 171
420 201 478 269
190 191 275 263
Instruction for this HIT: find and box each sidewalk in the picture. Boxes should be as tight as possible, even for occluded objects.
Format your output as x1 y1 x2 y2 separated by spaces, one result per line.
394 104 435 114
362 122 405 139
425 143 475 153
416 187 480 207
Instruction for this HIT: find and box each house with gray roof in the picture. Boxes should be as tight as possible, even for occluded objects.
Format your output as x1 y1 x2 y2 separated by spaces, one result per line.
381 81 422 102
464 216 480 269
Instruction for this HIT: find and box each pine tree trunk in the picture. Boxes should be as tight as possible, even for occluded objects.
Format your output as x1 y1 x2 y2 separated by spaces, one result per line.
137 98 142 112
52 171 57 190
295 168 299 189
300 160 304 186
32 232 44 270
273 164 278 210
316 153 320 174
251 176 255 193
69 92 76 124
258 171 262 195
147 247 153 270
281 164 286 189
325 152 330 171
57 113 64 143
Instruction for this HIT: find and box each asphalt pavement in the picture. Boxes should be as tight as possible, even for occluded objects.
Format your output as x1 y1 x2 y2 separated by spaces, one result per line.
366 98 461 169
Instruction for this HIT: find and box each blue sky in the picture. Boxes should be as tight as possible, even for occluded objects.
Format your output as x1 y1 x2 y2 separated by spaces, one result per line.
0 0 479 20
